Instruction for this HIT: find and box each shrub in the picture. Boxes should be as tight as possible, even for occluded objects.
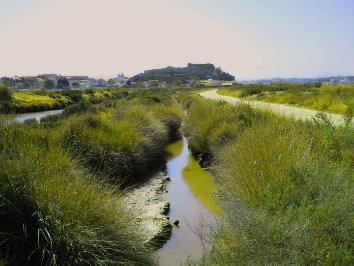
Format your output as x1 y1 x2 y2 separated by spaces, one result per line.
0 85 12 102
61 104 169 182
62 101 96 116
43 79 55 90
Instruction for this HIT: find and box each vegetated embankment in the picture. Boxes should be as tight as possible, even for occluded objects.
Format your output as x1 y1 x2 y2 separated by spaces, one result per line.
181 93 354 265
0 89 183 265
0 84 130 114
218 83 354 115
201 89 344 126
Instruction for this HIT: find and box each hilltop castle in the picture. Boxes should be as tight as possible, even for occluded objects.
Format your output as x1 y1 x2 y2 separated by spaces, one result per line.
135 63 215 78
143 63 215 78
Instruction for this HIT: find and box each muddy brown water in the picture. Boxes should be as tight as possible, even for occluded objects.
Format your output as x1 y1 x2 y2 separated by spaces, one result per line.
158 137 217 266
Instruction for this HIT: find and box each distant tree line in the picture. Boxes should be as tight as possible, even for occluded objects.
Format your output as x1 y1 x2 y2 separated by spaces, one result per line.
213 67 235 81
130 67 235 83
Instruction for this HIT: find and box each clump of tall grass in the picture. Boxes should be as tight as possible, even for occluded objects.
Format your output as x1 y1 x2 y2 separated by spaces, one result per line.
215 117 311 205
0 85 12 102
0 120 157 265
182 96 263 166
149 103 183 140
182 95 354 265
61 103 170 182
62 100 97 116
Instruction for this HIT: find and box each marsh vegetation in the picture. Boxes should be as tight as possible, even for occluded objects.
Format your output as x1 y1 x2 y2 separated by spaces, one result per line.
181 92 354 265
0 89 183 265
2 86 354 266
219 83 354 114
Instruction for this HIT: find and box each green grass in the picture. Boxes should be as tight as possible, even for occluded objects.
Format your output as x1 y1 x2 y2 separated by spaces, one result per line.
0 88 132 114
181 94 265 166
0 120 158 265
61 104 169 182
218 83 354 114
181 92 354 265
0 89 183 265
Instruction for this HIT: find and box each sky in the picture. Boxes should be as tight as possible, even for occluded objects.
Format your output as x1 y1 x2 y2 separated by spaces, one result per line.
0 0 353 80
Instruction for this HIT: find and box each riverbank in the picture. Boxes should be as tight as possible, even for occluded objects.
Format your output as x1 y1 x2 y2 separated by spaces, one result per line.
0 87 129 114
123 172 172 247
0 89 184 265
182 90 354 266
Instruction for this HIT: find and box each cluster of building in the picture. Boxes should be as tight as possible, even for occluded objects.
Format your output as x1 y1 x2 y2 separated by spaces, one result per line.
1 73 130 89
239 76 354 85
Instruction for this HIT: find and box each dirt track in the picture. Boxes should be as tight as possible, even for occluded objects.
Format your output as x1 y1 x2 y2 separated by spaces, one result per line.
199 89 344 126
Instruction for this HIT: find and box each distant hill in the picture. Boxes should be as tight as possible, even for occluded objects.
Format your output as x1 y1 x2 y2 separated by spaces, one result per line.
130 63 235 82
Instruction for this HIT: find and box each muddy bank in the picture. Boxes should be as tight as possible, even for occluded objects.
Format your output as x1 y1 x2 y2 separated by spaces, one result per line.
123 172 172 247
124 137 220 265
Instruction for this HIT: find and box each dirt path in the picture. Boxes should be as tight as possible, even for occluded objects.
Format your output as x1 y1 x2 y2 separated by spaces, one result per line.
199 89 344 126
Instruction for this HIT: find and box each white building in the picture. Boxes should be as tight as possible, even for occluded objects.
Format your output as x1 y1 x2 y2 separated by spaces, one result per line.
117 73 128 84
339 78 351 84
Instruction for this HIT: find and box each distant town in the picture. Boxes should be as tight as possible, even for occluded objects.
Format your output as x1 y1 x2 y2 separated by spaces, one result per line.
1 62 353 90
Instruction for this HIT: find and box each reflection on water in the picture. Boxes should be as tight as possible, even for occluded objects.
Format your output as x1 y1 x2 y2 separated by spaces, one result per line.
12 110 63 123
158 137 217 266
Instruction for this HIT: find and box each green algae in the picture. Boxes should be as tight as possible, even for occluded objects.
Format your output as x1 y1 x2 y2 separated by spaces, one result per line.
166 139 184 158
183 155 222 215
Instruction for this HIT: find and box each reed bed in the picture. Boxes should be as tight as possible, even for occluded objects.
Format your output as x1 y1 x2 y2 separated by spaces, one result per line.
0 89 182 265
182 94 354 265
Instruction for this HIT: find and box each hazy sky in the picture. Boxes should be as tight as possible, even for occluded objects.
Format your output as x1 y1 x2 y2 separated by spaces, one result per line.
0 0 353 80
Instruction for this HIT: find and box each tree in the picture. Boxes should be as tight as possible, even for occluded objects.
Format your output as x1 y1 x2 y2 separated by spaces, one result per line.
126 80 132 86
108 79 117 84
213 67 223 80
0 85 12 101
23 81 31 89
221 72 235 81
173 80 182 87
56 83 65 89
72 82 80 88
58 78 70 87
214 67 235 81
43 79 55 90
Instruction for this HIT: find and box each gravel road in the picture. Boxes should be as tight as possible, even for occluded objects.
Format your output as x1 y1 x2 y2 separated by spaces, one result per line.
199 89 345 126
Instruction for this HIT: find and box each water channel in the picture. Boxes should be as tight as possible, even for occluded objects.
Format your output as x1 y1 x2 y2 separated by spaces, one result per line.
10 109 63 123
158 137 217 265
5 110 218 265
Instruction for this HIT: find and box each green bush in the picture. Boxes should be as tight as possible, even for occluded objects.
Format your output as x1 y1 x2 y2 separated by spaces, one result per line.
62 100 96 116
0 85 12 102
